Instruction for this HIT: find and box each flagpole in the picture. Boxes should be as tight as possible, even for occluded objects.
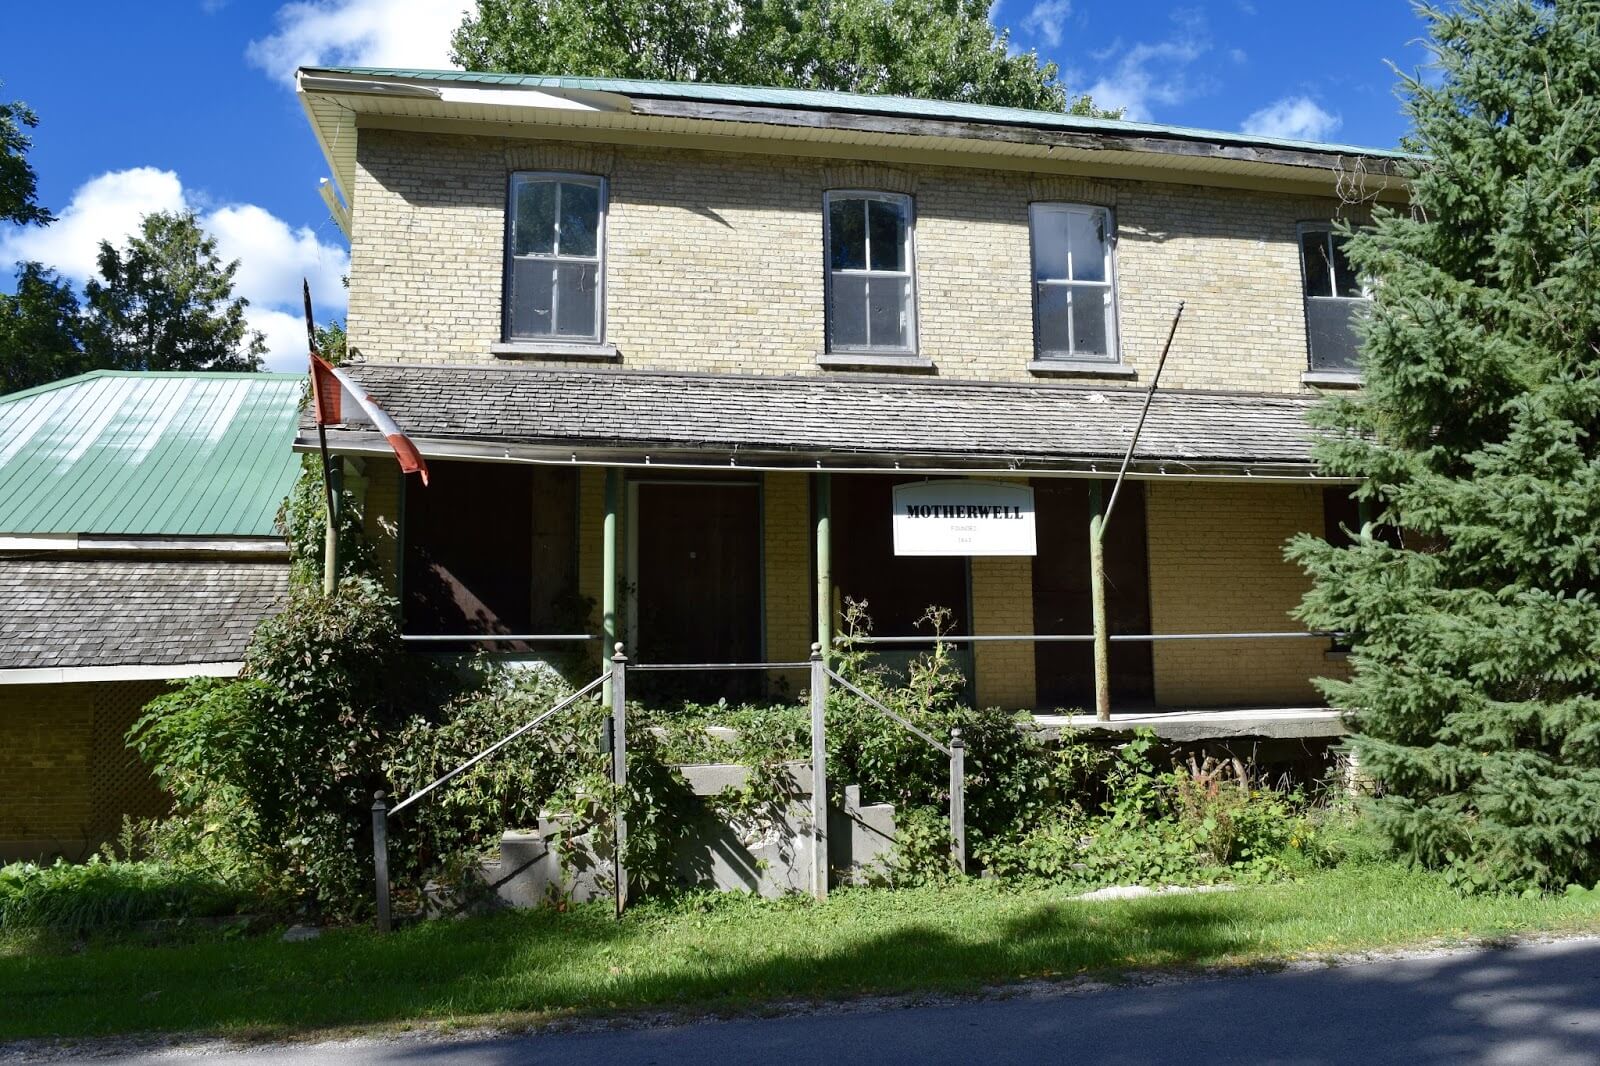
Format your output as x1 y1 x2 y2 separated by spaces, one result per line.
304 280 339 596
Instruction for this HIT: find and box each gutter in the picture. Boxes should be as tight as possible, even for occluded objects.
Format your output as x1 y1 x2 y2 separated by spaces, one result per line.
295 429 1352 485
0 662 245 686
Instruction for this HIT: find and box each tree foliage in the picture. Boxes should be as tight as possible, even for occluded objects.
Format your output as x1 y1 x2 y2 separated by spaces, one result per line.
0 89 52 227
82 211 265 373
451 0 1118 116
0 262 91 394
1288 0 1600 892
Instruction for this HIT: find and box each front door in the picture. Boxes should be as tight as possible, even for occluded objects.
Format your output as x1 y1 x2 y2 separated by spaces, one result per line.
632 481 761 700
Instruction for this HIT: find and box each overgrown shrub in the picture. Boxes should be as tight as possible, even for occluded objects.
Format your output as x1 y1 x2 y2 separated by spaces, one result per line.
131 577 459 918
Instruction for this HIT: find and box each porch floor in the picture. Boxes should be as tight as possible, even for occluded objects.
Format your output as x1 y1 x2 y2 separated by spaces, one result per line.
1033 706 1345 742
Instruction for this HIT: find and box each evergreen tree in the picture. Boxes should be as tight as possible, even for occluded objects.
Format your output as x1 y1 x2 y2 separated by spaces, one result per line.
452 0 1119 116
1289 0 1600 892
82 210 265 373
0 261 95 393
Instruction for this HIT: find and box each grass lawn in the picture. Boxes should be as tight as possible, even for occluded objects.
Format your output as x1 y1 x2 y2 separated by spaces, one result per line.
4 862 1600 1042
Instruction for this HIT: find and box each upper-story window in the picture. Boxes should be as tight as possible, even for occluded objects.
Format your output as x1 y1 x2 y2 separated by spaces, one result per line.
1030 203 1118 362
824 191 916 354
505 173 606 342
1299 223 1370 373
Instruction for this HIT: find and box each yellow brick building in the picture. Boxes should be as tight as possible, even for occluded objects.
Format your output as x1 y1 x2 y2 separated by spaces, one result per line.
298 69 1401 713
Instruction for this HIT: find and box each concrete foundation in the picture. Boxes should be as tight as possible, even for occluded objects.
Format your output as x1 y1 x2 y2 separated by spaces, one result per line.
479 761 897 908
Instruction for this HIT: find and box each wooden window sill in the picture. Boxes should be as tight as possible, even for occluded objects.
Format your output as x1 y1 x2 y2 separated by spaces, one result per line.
492 341 620 361
1027 359 1136 380
1302 370 1363 388
816 353 935 372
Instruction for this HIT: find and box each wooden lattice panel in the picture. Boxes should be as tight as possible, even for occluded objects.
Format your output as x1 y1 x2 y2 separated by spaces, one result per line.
90 681 173 839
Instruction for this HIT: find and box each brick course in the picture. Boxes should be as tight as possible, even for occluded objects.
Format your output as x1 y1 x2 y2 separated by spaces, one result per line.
348 129 1354 394
1145 481 1341 706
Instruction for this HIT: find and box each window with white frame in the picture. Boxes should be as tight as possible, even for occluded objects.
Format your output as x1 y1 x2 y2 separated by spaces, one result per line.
505 173 606 342
1298 224 1370 373
1030 203 1118 361
824 191 916 353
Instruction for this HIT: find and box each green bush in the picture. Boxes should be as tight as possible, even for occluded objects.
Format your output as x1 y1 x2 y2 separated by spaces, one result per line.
0 858 244 935
131 577 463 918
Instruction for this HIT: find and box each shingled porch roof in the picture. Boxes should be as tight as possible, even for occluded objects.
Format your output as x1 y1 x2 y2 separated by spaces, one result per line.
303 363 1331 478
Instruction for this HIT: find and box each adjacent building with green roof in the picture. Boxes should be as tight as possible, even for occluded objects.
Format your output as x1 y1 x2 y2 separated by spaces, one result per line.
0 371 302 861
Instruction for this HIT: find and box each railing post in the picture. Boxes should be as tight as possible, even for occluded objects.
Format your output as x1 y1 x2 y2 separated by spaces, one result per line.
809 642 828 901
949 727 966 876
372 790 391 934
610 643 629 917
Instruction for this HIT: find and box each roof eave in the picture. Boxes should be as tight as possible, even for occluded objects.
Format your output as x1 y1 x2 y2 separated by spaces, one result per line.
295 67 1413 210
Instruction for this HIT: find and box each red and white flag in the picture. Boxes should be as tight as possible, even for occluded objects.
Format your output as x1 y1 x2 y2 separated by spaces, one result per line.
310 352 430 486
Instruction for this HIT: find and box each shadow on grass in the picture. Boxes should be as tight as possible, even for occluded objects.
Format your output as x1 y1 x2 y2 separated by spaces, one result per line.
4 876 1599 1051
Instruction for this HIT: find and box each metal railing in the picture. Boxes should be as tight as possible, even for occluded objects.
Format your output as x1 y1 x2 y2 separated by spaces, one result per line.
843 631 1339 645
399 633 599 644
370 665 613 933
817 646 967 880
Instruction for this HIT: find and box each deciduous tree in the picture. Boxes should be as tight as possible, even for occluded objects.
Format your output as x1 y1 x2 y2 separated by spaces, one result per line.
0 262 93 394
451 0 1118 116
0 88 52 227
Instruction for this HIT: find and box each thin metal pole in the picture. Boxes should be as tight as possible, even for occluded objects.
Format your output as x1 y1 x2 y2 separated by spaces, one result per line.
949 727 966 875
371 791 391 934
815 474 832 664
1103 301 1184 532
610 643 629 918
809 643 829 901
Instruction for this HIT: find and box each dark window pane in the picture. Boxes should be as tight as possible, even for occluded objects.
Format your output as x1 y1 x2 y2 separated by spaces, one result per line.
558 182 600 257
1306 298 1364 371
1033 209 1070 281
1330 234 1362 297
830 274 868 347
1300 230 1332 297
866 276 910 348
509 258 555 337
1036 284 1070 354
867 198 907 271
513 180 556 256
1069 284 1110 357
1067 209 1107 282
554 262 598 338
829 198 866 270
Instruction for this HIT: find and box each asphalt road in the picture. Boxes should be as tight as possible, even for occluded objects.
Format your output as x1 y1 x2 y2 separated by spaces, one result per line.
32 936 1600 1065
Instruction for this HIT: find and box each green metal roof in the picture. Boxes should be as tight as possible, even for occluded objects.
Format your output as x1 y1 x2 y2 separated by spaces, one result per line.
316 66 1413 160
0 371 304 537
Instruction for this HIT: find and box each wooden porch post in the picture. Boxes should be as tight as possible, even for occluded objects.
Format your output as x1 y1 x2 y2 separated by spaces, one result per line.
603 467 619 700
815 472 831 662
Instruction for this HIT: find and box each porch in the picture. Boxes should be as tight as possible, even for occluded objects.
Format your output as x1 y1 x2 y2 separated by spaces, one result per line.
306 364 1352 717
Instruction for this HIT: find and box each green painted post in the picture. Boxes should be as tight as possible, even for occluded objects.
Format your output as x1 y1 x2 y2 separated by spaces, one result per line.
815 472 831 662
603 467 619 702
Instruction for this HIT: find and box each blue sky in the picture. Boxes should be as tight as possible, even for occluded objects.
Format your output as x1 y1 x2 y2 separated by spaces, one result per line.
1 1 1433 371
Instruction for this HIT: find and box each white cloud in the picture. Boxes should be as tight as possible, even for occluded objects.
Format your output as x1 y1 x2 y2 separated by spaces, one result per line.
247 0 471 88
1086 37 1209 121
0 167 350 373
1241 95 1342 143
0 167 186 282
1023 0 1072 48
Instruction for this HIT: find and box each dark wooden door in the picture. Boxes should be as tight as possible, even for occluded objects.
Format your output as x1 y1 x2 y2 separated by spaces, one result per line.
1031 479 1154 711
634 482 761 699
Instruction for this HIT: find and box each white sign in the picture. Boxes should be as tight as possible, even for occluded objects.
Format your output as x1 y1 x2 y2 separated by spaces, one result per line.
892 480 1037 557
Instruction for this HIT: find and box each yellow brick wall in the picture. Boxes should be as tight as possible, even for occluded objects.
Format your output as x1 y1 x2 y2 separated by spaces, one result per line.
1 682 170 862
1144 481 1333 706
359 456 402 592
578 465 609 643
763 472 813 665
971 555 1037 709
349 130 1352 394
